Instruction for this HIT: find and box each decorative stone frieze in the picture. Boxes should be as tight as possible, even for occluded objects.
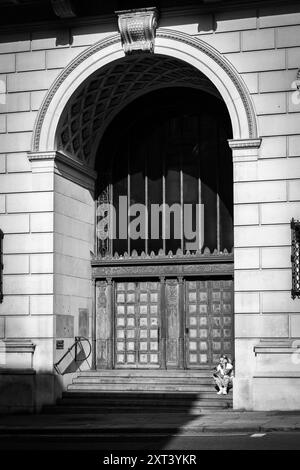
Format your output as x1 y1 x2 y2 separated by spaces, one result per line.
116 7 159 54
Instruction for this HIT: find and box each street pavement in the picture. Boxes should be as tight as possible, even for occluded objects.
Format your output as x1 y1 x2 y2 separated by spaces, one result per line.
1 410 300 435
0 430 300 450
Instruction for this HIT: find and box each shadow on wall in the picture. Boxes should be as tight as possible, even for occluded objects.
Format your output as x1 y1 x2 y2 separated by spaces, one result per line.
158 4 299 35
0 3 298 50
0 339 92 415
0 369 63 415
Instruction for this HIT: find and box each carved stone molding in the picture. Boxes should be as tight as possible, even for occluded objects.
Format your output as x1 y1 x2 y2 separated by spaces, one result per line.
28 150 97 190
92 262 234 279
51 0 76 18
116 7 159 54
228 138 262 150
92 250 233 265
0 340 36 369
29 151 96 177
228 138 262 163
254 339 300 356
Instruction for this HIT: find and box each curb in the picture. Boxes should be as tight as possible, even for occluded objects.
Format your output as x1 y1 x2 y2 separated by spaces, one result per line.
0 425 300 435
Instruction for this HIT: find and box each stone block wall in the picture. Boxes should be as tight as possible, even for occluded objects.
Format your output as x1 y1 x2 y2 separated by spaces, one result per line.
53 170 94 380
0 3 299 410
0 27 101 406
201 5 300 409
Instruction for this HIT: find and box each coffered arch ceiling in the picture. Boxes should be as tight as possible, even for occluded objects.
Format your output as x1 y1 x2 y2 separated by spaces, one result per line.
56 54 222 165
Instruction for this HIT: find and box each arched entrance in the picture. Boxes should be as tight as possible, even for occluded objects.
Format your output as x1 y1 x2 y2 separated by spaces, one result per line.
28 30 260 389
92 83 233 370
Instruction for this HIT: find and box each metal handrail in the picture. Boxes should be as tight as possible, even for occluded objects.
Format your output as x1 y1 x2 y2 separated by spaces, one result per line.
54 336 92 375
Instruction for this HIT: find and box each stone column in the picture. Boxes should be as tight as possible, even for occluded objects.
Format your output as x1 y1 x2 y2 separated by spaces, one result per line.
228 138 263 410
28 150 96 395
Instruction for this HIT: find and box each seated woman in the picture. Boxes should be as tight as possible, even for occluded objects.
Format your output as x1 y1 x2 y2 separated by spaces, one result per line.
213 355 234 395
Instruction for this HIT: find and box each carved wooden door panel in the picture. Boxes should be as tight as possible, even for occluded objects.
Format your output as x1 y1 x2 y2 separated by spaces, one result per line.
114 280 161 368
185 279 234 368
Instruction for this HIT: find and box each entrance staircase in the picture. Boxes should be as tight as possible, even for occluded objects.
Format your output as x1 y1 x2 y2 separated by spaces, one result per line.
45 370 232 415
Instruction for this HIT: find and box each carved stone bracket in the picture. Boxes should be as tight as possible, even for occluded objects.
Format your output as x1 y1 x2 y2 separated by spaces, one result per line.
116 7 159 55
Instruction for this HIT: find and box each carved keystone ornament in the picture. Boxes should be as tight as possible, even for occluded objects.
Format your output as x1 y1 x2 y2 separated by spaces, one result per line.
116 7 159 55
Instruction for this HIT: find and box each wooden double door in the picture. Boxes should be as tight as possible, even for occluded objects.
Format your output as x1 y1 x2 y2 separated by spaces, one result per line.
114 281 161 368
96 277 234 370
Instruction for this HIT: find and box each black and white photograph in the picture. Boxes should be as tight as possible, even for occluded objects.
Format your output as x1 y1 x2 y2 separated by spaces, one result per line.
0 0 299 461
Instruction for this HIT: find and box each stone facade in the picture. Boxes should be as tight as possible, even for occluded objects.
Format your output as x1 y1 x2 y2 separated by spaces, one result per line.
0 1 300 411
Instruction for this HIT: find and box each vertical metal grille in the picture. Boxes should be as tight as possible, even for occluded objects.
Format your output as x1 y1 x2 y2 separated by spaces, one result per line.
96 112 233 258
291 218 300 299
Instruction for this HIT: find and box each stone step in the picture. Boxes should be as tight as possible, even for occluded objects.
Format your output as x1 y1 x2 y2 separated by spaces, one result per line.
59 393 228 404
60 370 232 413
78 370 212 377
62 390 228 398
43 403 230 414
67 383 221 392
72 376 213 385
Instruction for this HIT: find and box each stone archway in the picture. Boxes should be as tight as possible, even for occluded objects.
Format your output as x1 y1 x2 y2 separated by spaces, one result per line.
30 28 260 162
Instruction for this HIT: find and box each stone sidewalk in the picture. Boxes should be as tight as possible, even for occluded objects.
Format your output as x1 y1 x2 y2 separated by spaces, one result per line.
0 410 300 435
